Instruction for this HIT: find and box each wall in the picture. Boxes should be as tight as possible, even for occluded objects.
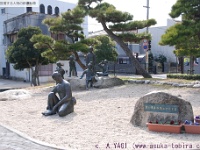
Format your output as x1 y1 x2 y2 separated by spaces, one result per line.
4 12 55 35
138 19 177 63
0 7 26 75
116 43 140 57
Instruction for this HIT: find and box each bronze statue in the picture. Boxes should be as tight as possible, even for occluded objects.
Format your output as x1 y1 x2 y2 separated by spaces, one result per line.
69 55 77 77
80 62 96 90
55 62 65 79
85 47 96 72
42 72 76 117
96 59 109 76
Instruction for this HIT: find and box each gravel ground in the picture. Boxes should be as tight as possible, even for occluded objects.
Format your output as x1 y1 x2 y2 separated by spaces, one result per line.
0 84 200 150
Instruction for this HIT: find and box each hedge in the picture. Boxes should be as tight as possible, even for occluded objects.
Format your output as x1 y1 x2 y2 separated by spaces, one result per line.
167 74 200 80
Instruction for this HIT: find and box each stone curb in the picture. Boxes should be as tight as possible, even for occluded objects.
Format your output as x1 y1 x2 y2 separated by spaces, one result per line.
0 123 73 150
125 79 200 88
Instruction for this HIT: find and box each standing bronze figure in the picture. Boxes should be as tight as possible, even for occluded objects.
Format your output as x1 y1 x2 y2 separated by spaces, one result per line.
69 55 77 77
55 62 65 79
80 62 96 90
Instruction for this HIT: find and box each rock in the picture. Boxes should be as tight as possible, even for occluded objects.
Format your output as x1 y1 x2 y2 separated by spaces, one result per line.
135 80 145 84
130 91 194 127
163 82 173 85
144 80 150 84
67 78 86 90
178 84 187 87
67 76 124 90
0 89 32 101
127 80 136 84
93 76 124 88
186 84 194 88
172 83 179 87
193 84 200 88
149 80 156 84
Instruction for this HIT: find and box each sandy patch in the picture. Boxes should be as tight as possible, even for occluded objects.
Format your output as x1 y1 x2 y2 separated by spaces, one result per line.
0 84 200 150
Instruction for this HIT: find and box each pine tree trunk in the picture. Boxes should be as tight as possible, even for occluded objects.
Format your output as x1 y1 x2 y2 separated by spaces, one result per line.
178 57 184 74
189 56 194 75
35 63 40 86
73 51 87 70
31 67 37 86
101 22 152 78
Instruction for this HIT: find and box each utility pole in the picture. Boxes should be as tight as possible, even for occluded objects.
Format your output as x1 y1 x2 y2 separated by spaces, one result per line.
143 0 150 72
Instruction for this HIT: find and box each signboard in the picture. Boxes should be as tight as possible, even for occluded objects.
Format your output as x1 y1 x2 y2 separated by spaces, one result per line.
143 45 148 50
143 39 148 51
144 103 179 113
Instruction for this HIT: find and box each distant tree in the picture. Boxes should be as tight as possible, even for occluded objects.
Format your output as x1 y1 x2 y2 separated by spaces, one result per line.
148 52 154 73
154 54 167 72
159 0 200 74
94 35 118 63
6 26 51 86
78 0 157 78
31 35 70 62
33 6 100 70
43 6 99 69
31 33 99 70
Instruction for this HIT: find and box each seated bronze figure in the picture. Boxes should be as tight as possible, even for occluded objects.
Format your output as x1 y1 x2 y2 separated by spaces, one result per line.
42 72 76 117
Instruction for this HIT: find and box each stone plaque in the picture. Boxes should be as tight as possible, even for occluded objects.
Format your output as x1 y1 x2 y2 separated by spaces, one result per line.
130 91 194 127
144 103 178 113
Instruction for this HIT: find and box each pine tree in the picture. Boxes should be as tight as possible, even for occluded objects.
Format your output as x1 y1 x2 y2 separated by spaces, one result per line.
78 0 157 78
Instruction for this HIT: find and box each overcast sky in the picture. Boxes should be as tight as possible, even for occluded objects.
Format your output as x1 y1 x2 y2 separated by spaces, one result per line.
59 0 180 32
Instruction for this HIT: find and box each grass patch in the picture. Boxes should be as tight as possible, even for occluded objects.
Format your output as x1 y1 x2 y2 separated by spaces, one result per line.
25 82 55 90
117 76 197 84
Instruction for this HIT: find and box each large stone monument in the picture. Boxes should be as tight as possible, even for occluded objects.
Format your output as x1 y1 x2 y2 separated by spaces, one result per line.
67 76 124 91
130 91 194 127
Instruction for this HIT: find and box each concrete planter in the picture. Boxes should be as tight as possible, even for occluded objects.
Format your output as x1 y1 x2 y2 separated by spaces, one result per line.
146 123 182 134
195 119 200 123
184 125 200 134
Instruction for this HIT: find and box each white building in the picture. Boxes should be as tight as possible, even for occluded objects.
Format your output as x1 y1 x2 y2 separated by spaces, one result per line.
87 19 178 73
0 0 88 82
138 19 177 63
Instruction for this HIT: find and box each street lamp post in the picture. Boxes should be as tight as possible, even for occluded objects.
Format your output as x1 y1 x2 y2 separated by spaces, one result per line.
143 0 150 72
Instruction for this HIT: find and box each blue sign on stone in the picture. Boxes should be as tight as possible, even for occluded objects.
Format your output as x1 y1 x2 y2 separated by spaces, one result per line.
144 103 179 113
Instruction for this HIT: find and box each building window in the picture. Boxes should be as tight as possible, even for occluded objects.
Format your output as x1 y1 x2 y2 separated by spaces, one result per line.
2 38 6 45
38 64 53 76
40 4 45 13
118 57 130 64
55 7 59 16
1 8 5 14
47 5 52 15
8 34 17 44
51 33 65 40
26 7 32 12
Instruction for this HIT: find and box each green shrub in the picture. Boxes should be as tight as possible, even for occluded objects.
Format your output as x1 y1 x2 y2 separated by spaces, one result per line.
167 74 200 80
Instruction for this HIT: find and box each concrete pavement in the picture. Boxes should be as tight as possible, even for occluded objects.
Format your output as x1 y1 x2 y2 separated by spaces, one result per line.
0 79 68 150
0 123 63 150
0 79 31 91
